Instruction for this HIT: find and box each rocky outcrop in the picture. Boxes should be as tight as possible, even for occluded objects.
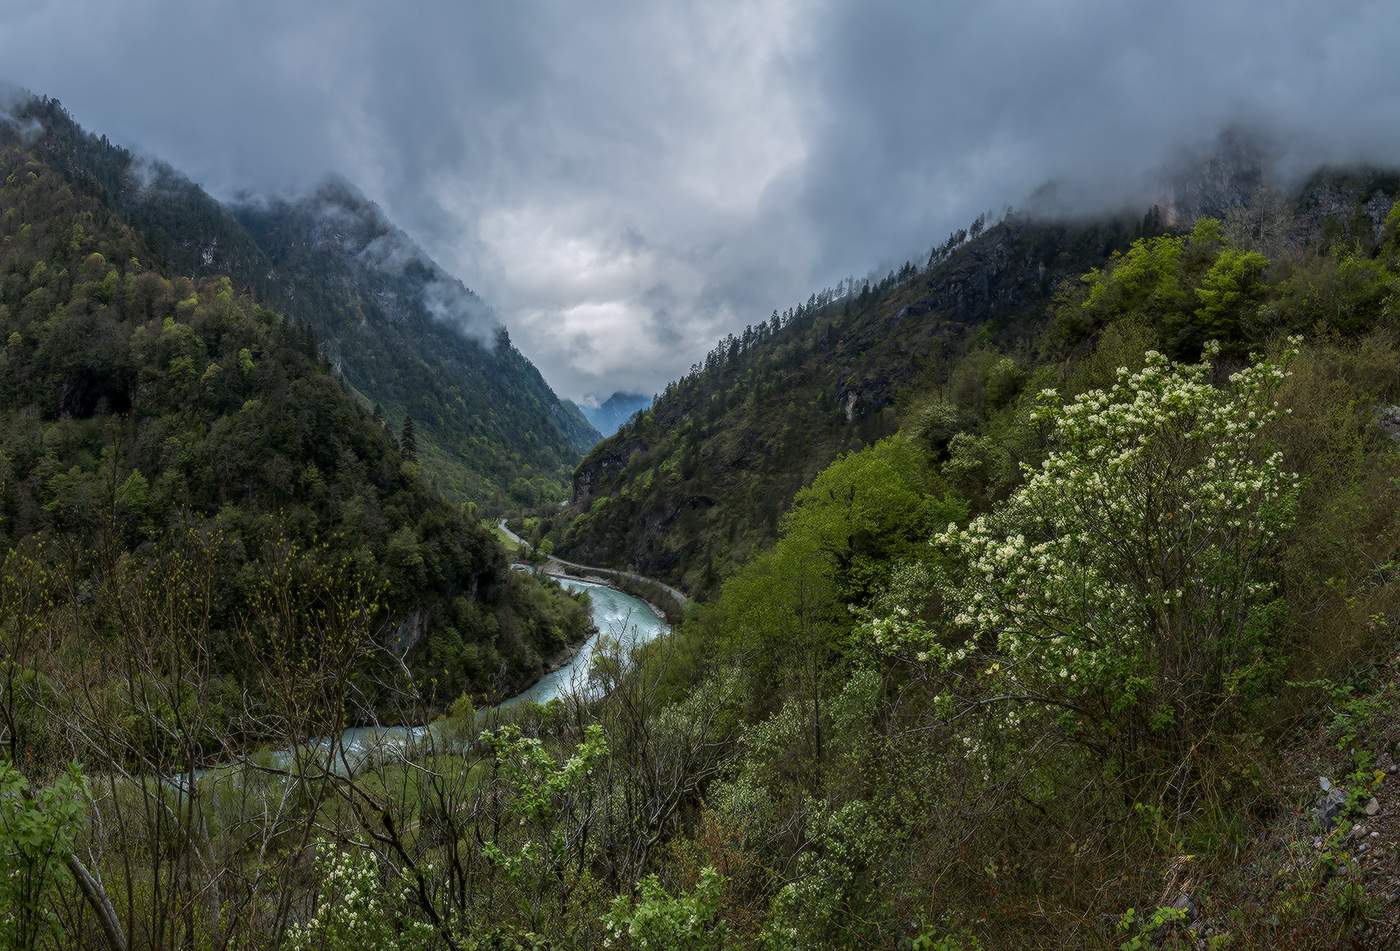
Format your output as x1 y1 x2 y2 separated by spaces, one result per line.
388 608 426 656
572 436 638 508
1375 405 1400 443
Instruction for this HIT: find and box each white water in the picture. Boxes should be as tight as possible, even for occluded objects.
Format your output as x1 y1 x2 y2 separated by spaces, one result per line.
257 577 669 776
504 577 668 706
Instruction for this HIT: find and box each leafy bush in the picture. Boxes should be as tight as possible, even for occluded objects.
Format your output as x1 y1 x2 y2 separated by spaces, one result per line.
0 761 87 949
602 866 728 951
875 344 1301 784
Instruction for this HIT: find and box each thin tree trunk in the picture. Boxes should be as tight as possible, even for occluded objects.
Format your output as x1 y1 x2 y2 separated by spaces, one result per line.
65 852 128 951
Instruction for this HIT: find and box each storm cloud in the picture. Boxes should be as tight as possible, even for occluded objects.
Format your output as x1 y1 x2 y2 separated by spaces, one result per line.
3 0 1398 398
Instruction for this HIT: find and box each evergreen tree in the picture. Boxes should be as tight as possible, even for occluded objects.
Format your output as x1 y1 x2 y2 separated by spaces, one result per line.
401 414 418 462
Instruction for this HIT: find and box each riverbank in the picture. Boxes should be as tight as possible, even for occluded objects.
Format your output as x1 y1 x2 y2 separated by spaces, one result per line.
178 574 670 783
537 563 684 625
504 576 669 708
498 519 690 624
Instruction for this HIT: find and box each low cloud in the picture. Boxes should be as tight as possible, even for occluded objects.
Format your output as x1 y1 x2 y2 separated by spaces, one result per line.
0 83 43 144
3 1 1399 397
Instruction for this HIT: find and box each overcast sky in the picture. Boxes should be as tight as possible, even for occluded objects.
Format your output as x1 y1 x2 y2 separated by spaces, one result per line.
3 0 1399 400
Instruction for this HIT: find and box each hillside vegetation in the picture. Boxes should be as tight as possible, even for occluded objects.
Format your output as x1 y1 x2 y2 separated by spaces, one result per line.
553 162 1400 598
9 94 597 508
0 123 591 730
4 114 1400 948
2 76 1400 951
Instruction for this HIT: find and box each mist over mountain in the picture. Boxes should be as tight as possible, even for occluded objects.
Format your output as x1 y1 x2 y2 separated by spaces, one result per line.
5 5 1400 948
0 107 595 723
551 132 1400 594
4 93 598 507
7 2 1400 400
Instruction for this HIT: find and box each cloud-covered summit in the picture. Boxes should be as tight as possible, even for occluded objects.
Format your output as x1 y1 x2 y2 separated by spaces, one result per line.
4 0 1399 397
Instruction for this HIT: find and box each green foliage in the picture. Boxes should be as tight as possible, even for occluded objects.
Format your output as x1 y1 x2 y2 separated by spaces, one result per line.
602 866 728 951
760 798 892 948
1116 905 1190 950
784 435 965 603
400 413 418 463
288 842 433 951
1064 230 1188 345
8 95 595 509
698 435 965 702
478 723 608 922
983 355 1025 408
1260 251 1399 336
1193 246 1270 348
4 97 1400 950
0 131 589 715
0 761 87 950
905 394 964 455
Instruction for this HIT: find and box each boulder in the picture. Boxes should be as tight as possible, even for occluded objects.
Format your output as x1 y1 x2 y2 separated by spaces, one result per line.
1315 779 1348 830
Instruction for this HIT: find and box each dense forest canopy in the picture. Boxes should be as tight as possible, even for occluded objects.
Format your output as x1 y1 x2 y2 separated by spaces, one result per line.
0 122 592 731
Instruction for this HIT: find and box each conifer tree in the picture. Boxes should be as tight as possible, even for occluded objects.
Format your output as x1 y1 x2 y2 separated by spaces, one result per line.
401 414 418 462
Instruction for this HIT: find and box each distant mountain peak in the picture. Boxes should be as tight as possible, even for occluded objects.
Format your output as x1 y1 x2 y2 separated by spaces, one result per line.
1153 124 1274 225
577 391 652 438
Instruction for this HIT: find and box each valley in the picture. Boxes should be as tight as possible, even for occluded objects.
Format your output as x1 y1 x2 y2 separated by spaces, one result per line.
4 13 1400 948
180 572 669 781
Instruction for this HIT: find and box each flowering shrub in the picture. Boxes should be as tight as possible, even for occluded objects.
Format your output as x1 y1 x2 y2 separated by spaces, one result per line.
602 866 727 950
871 343 1302 771
288 841 432 951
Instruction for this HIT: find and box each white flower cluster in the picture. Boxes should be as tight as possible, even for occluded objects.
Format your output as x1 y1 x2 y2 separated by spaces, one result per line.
891 343 1301 738
287 841 432 951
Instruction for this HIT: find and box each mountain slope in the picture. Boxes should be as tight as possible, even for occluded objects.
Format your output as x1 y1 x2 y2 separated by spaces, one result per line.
555 213 1142 594
229 182 600 504
577 390 652 437
555 154 1400 597
7 93 597 509
0 114 591 718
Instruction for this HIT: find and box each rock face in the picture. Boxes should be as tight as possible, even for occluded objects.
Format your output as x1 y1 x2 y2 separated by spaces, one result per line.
571 438 634 510
1377 406 1400 443
1156 127 1399 239
389 609 427 656
1157 125 1270 226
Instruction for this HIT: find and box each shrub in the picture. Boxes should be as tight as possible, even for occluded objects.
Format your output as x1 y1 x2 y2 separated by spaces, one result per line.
873 343 1302 787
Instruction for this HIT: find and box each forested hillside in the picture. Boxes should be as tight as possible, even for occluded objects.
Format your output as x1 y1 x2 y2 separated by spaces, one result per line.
552 212 1143 593
0 121 591 726
229 183 599 503
11 0 1400 940
6 97 1400 946
554 160 1400 597
10 167 1396 946
483 197 1400 947
6 94 597 508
